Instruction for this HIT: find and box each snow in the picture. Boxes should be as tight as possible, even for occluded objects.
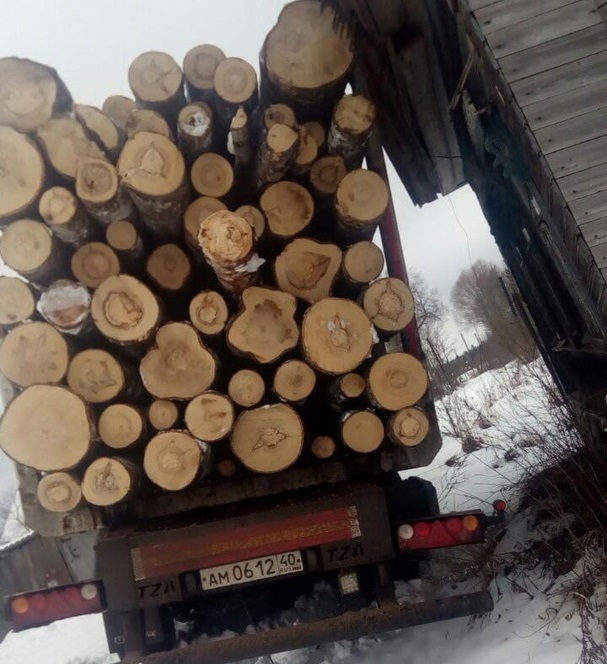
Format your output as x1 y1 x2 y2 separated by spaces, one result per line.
0 360 604 664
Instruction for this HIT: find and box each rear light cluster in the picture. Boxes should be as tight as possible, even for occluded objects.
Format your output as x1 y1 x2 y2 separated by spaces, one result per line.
397 513 485 551
9 582 104 630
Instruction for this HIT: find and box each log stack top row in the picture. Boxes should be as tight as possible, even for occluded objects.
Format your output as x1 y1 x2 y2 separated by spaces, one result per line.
0 0 432 517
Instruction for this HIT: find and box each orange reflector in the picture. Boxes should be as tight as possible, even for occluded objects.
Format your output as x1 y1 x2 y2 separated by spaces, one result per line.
11 597 29 615
462 515 480 531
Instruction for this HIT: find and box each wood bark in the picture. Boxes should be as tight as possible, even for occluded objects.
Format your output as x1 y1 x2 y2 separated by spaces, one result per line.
256 124 299 187
143 430 205 491
228 369 265 408
183 44 226 104
340 410 384 453
0 57 72 132
177 102 213 163
214 57 258 122
0 384 93 471
118 132 188 238
125 108 173 140
105 220 145 268
71 242 121 288
37 472 82 513
39 186 97 246
148 399 179 431
235 205 266 241
73 103 123 162
0 127 46 223
76 157 135 225
146 243 192 292
259 181 314 241
311 435 336 460
327 94 376 168
139 321 218 400
367 352 428 411
38 279 92 336
362 277 415 336
309 155 347 201
0 321 69 387
342 241 384 287
301 298 373 375
275 238 342 303
67 348 137 404
102 95 139 132
273 359 316 405
189 290 229 337
230 403 304 474
185 391 235 442
335 169 389 239
82 456 139 506
191 152 234 198
228 106 251 171
387 407 430 447
99 403 146 449
184 196 227 255
227 287 299 364
0 277 36 326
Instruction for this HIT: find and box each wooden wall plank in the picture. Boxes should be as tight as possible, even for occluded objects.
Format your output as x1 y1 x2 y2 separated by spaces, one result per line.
548 134 607 177
559 163 607 200
474 0 576 35
523 80 607 130
578 216 607 247
535 107 607 154
468 0 503 10
571 189 607 224
510 50 607 106
499 24 607 82
591 241 607 269
487 1 602 58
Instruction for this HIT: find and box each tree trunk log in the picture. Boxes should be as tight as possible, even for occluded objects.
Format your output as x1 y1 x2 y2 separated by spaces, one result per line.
0 277 36 326
0 384 93 471
214 57 258 123
309 154 347 202
301 298 373 375
367 352 428 411
125 109 173 140
146 243 192 292
39 186 97 246
143 430 206 491
387 407 430 447
185 391 235 442
230 403 304 474
335 169 389 240
73 103 123 162
0 321 69 387
183 44 226 105
235 205 266 241
148 399 180 431
328 94 376 169
99 403 146 449
304 121 326 152
71 242 121 288
0 127 46 223
329 372 366 407
291 127 318 177
275 238 342 303
102 95 139 132
340 410 384 453
105 220 145 269
140 321 218 400
228 106 251 171
228 369 265 408
259 181 314 242
342 241 384 288
37 472 82 513
191 152 234 199
177 102 213 163
217 457 237 478
256 124 299 188
362 277 415 336
184 196 227 255
38 279 92 336
82 456 139 506
311 435 336 460
189 290 229 337
227 287 299 364
273 359 316 405
264 104 297 131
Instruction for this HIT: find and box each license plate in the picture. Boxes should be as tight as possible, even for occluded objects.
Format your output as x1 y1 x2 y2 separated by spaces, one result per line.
200 550 304 590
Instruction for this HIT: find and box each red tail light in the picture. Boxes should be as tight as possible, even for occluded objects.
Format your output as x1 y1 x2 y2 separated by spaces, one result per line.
397 512 485 551
9 581 104 630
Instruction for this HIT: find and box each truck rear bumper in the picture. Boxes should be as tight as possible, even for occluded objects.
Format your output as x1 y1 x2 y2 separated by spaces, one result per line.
131 590 493 664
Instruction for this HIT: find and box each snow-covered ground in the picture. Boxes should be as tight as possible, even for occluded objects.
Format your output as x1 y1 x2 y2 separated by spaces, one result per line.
1 360 605 664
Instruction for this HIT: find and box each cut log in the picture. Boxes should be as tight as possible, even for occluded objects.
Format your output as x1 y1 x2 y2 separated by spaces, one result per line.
189 290 229 337
125 108 173 140
304 121 326 151
102 95 139 131
362 278 415 335
67 348 129 404
143 430 204 491
311 435 336 460
38 279 92 336
217 458 237 478
184 196 227 254
91 274 162 348
367 352 428 411
0 127 46 222
259 181 314 241
39 187 96 246
71 242 120 289
183 44 226 104
273 359 316 404
335 169 389 239
230 403 304 474
291 127 318 176
139 321 218 400
146 243 192 292
37 117 105 181
185 391 235 442
214 57 258 120
99 403 146 449
106 220 145 267
342 241 384 287
329 372 366 406
387 407 430 447
256 124 299 187
0 321 69 387
328 94 376 168
82 457 138 506
128 51 185 122
301 298 373 375
118 132 188 237
0 57 72 133
177 102 213 163
235 205 266 241
0 384 92 471
73 103 123 161
37 472 82 513
275 238 342 303
198 210 262 294
0 218 64 285
228 106 251 170
191 152 234 198
264 104 297 131
309 154 347 200
261 1 353 118
0 277 36 326
227 287 299 364
76 157 135 226
228 369 265 408
148 399 179 431
340 410 384 453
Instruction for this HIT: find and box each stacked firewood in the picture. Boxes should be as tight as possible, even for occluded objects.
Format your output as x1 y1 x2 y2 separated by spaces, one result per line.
0 0 429 514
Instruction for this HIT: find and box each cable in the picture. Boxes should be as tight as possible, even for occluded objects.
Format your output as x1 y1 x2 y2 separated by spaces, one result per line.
447 192 474 268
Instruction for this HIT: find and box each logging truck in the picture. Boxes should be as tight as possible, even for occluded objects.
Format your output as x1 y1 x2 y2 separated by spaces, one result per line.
6 0 605 660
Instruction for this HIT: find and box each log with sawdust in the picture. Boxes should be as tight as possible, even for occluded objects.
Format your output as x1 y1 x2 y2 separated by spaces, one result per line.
367 352 428 411
189 290 229 338
340 410 385 453
342 241 384 288
76 157 134 226
37 472 82 513
71 242 120 288
0 277 36 326
328 94 376 169
102 95 139 132
256 123 299 187
387 407 430 447
148 399 180 431
125 108 173 140
273 359 316 405
228 369 265 408
185 391 235 443
99 403 147 449
82 456 139 506
143 430 207 491
183 44 226 105
362 277 415 336
184 196 227 255
106 220 145 269
259 180 314 242
37 279 92 336
74 103 123 162
335 169 389 239
177 102 213 163
146 243 192 292
39 187 97 246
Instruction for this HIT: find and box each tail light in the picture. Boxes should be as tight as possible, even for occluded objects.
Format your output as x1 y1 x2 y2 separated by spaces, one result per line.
397 512 485 551
9 581 104 630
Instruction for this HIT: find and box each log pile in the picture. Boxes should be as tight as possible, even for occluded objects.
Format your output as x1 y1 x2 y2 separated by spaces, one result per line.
0 0 430 516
